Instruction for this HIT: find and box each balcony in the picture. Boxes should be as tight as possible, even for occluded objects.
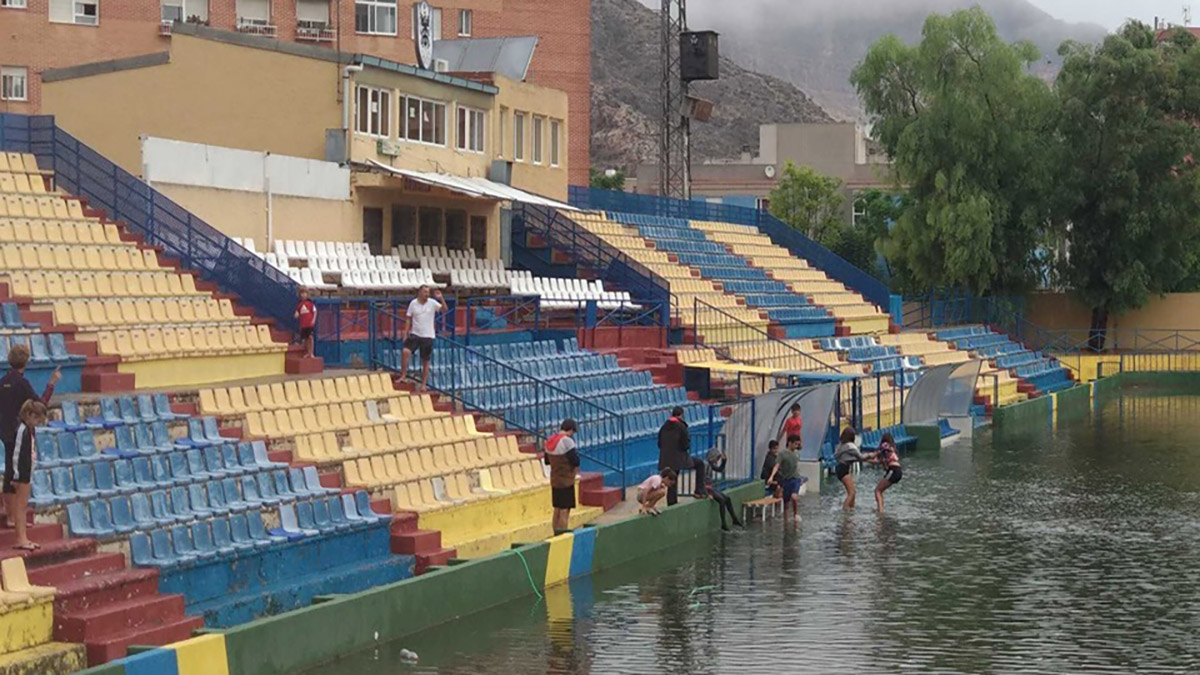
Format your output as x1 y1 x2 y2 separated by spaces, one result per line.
236 18 277 36
296 23 335 42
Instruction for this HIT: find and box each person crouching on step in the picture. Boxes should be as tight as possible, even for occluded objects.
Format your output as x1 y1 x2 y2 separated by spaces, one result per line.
636 468 676 516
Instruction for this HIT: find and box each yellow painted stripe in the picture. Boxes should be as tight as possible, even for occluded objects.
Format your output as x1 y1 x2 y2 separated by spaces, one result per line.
543 532 574 588
170 633 230 675
0 599 53 654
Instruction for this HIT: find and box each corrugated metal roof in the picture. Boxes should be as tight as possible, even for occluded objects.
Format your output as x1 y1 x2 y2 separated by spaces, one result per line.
433 37 539 81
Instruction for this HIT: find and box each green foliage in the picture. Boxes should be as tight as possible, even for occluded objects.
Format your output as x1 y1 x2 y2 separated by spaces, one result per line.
589 168 626 191
1053 23 1200 321
767 162 845 244
852 7 1058 296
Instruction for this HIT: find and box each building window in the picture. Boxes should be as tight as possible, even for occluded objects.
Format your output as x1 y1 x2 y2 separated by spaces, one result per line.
531 116 544 165
458 8 471 36
456 106 485 153
355 0 396 35
50 0 98 24
161 0 207 23
1 67 27 102
550 119 561 167
499 107 507 158
355 85 391 138
1 0 28 9
402 95 446 146
514 113 526 162
411 4 441 41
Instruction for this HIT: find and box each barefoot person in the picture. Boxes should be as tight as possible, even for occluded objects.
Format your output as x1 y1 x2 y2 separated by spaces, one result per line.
767 434 804 521
636 468 675 516
0 345 57 530
704 449 744 531
399 285 445 392
868 432 903 512
834 427 868 509
8 401 46 550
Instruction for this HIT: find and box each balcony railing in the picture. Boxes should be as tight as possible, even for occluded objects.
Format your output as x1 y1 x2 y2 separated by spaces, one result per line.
296 24 335 42
236 19 277 36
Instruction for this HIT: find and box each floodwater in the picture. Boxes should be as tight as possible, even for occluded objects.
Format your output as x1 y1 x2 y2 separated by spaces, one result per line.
303 389 1200 674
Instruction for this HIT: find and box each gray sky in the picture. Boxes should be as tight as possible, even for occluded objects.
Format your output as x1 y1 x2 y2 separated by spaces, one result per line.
1030 0 1194 29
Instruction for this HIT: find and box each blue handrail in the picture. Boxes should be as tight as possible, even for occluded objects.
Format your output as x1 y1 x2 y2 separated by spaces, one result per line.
568 186 893 310
0 114 300 331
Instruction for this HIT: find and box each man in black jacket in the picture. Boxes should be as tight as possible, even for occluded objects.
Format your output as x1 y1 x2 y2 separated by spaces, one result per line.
657 407 705 506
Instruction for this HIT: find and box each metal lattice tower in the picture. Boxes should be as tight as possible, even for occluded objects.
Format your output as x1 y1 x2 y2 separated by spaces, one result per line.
659 0 690 200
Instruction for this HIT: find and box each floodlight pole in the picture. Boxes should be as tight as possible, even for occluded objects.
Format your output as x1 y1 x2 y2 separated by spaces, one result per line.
659 0 691 200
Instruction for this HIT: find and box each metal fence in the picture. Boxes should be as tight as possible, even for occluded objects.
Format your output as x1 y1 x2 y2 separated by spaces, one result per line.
0 113 299 331
568 186 893 310
459 294 669 346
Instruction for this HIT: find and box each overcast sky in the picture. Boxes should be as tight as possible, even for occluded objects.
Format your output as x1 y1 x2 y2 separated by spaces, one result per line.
1031 0 1195 29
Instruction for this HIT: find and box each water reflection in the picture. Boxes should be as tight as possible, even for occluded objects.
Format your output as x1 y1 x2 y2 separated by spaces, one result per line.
303 391 1200 674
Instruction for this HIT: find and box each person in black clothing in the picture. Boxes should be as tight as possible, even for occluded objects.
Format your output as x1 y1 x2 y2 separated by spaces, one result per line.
704 448 743 531
0 345 57 529
760 439 781 497
657 406 705 506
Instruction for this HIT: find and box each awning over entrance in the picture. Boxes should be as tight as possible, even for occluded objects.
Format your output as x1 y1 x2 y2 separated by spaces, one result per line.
366 160 575 210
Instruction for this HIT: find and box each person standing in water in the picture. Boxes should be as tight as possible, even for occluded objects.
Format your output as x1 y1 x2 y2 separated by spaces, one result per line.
834 426 869 509
868 432 902 512
766 434 804 521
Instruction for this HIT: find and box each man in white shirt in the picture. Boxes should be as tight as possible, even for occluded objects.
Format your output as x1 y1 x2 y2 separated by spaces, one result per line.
400 284 445 392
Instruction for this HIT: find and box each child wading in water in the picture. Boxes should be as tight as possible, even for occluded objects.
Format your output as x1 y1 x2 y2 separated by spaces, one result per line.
766 434 804 521
868 432 902 512
834 427 868 509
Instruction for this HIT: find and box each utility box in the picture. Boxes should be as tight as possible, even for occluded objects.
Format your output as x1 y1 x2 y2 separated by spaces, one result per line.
680 30 719 82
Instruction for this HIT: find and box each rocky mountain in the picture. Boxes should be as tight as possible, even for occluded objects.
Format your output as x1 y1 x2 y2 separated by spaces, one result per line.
678 0 1108 120
591 0 833 170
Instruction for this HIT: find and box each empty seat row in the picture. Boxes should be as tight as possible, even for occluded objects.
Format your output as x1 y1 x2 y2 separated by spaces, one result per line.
309 255 404 274
0 243 160 272
248 403 483 443
449 268 516 290
343 438 523 489
96 324 282 361
53 297 244 329
130 494 384 569
342 268 443 291
5 270 204 300
0 302 35 330
510 276 640 311
392 462 548 513
0 333 83 365
420 255 503 274
342 427 521 463
392 245 471 262
275 240 371 260
0 152 43 175
283 267 336 290
200 373 401 416
0 218 123 245
0 194 87 221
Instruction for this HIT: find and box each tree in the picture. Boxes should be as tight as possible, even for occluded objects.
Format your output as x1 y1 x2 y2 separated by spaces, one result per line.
1053 24 1200 349
852 7 1058 296
767 162 845 243
589 167 626 191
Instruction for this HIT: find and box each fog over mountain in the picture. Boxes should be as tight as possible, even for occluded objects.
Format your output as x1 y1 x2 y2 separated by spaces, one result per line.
639 0 1107 119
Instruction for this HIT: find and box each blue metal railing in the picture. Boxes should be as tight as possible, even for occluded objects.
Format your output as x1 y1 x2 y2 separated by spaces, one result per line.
568 186 893 310
0 114 299 331
513 202 671 321
459 294 669 346
367 305 628 486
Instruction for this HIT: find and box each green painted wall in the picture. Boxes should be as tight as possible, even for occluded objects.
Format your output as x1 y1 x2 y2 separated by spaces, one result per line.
993 395 1052 427
907 425 941 454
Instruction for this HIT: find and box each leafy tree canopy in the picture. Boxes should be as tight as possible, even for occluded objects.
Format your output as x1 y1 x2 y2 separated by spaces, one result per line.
767 161 845 244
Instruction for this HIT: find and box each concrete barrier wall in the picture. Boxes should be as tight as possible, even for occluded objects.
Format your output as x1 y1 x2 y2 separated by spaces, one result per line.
80 483 759 675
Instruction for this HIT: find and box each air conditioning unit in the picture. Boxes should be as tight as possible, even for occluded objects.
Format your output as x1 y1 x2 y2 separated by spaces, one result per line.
434 59 450 73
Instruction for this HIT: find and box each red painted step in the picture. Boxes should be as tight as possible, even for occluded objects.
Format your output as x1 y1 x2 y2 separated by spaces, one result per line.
391 529 441 555
415 547 456 574
317 470 342 489
85 615 206 666
57 594 188 642
53 568 161 614
580 485 622 511
267 450 293 464
370 497 393 516
0 536 96 568
27 552 127 587
286 354 325 375
0 522 63 548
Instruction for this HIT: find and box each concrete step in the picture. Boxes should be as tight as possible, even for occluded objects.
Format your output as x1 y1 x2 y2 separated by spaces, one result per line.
53 568 161 615
415 547 456 574
0 536 96 569
0 522 63 549
285 354 325 375
81 369 136 393
389 512 419 535
580 485 622 511
27 552 127 587
391 529 441 556
83 614 205 666
57 593 188 643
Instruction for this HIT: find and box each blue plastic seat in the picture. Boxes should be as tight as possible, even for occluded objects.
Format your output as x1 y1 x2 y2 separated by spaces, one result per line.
209 517 240 555
182 419 210 448
253 441 283 469
118 397 140 425
190 522 221 560
203 417 223 444
340 494 367 527
221 478 250 511
272 503 313 539
302 466 334 494
130 493 157 528
148 490 177 524
67 502 98 537
288 468 315 497
56 432 81 464
110 495 137 534
256 473 281 506
151 528 189 566
136 394 157 423
36 432 61 468
50 400 90 432
113 460 138 491
30 472 54 508
155 394 185 421
228 513 258 548
72 464 98 497
131 457 155 488
187 484 214 517
151 455 174 486
168 452 194 484
325 497 352 531
89 398 123 429
204 447 230 477
28 334 51 365
93 462 119 497
248 510 288 544
355 491 385 522
171 524 211 561
89 500 117 537
295 500 320 533
168 486 196 520
152 421 176 449
186 449 214 480
219 445 245 476
206 481 231 514
237 443 258 470
1 302 33 328
48 333 84 363
108 426 140 459
272 470 297 499
130 532 158 567
134 423 166 453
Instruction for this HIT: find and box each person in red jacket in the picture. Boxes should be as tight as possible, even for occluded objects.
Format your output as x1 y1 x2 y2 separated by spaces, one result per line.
779 403 803 448
544 419 580 534
294 289 317 359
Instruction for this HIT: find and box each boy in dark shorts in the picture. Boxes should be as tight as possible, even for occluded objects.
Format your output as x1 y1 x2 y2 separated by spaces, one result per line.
294 289 317 358
9 400 47 550
767 434 805 521
544 419 580 534
760 439 781 497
